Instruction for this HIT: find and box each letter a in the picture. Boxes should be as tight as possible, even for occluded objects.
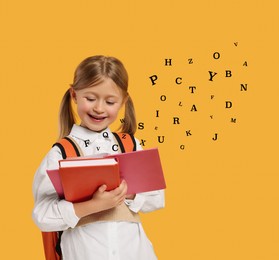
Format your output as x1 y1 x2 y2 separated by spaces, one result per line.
190 104 197 112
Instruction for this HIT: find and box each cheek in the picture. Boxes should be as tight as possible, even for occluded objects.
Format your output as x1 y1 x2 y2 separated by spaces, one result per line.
76 102 90 117
77 101 89 111
107 106 121 119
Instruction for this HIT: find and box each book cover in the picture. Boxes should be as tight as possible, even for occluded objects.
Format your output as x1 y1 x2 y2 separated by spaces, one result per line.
108 148 166 194
59 158 120 203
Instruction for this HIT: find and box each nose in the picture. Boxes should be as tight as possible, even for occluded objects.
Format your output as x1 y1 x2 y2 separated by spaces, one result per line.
93 101 105 114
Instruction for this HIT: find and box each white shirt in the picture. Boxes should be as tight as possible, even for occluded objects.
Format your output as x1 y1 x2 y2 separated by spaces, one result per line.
32 125 165 260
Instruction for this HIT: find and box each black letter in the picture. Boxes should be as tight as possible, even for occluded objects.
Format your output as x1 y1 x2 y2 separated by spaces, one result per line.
149 75 158 85
226 70 232 77
103 132 109 138
225 101 232 108
165 59 172 66
189 86 196 93
84 140 90 147
140 139 146 146
213 52 220 59
156 110 159 117
209 71 218 81
138 122 144 130
212 133 218 141
176 77 182 84
240 84 248 91
173 117 180 124
112 144 119 151
190 105 197 112
158 136 165 143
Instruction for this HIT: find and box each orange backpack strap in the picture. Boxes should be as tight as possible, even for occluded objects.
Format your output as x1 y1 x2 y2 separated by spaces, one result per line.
53 136 82 159
41 232 61 260
112 132 137 153
42 137 81 260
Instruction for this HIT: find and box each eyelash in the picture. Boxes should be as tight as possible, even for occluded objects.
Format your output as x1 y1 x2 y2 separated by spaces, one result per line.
86 98 95 102
86 97 115 105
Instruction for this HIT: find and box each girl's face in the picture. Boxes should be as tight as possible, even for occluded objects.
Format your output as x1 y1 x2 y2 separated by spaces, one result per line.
71 78 125 132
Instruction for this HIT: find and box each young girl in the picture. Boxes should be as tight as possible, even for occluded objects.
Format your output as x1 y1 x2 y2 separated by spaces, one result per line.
32 55 165 260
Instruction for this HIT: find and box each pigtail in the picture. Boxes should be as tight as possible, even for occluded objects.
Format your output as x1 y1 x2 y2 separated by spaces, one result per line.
58 88 76 140
120 95 137 135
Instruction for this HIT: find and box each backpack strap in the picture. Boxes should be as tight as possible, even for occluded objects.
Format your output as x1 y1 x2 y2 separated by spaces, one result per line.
42 137 81 260
53 136 83 159
41 232 61 260
112 132 137 153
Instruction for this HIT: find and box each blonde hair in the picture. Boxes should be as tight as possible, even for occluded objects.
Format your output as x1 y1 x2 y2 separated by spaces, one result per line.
58 55 136 139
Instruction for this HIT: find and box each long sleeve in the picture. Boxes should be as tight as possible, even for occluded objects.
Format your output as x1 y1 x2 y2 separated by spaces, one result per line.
32 147 80 232
125 189 165 213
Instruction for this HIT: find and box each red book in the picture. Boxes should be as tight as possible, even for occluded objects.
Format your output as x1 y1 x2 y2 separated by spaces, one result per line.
47 148 166 202
60 158 119 203
107 148 166 194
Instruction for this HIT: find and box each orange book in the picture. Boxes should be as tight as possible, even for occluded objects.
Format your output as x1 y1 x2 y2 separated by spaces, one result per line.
59 158 120 203
47 148 166 202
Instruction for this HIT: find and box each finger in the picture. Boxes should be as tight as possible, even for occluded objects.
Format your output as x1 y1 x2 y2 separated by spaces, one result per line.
111 180 127 196
98 184 107 193
119 179 126 189
118 195 126 205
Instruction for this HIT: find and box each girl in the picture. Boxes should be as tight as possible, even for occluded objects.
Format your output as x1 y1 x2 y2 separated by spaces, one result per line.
32 55 165 260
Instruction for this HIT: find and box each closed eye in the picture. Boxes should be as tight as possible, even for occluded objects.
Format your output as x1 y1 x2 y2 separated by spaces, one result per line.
86 97 96 102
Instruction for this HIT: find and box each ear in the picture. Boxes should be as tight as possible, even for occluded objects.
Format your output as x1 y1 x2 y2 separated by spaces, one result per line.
70 87 77 104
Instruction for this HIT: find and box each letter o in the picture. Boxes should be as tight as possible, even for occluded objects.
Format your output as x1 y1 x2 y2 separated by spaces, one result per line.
160 95 167 101
213 52 220 59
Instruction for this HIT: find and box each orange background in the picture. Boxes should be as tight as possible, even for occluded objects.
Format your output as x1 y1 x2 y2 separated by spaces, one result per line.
0 1 278 259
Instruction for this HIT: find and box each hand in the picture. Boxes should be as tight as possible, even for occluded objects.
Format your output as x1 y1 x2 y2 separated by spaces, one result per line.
91 180 128 211
74 180 128 218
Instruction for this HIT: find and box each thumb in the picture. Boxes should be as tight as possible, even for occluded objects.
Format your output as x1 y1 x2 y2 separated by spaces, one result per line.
98 184 107 193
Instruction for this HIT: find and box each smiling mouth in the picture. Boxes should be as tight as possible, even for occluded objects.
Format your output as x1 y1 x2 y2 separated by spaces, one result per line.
89 114 107 121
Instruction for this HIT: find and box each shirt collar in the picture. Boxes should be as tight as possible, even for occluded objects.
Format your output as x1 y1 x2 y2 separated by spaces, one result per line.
69 124 114 143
